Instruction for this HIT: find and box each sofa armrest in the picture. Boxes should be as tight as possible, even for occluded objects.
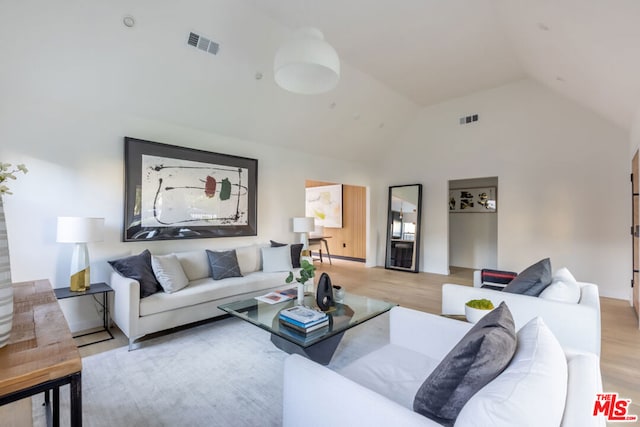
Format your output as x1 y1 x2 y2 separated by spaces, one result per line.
390 307 472 361
441 284 601 355
473 270 482 287
109 270 140 341
562 350 605 427
283 354 438 427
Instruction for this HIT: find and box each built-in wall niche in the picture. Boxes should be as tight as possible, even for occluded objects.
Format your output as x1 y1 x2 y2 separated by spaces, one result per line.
448 177 498 270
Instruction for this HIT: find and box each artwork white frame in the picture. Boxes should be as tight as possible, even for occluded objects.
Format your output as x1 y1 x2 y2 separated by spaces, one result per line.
305 184 343 228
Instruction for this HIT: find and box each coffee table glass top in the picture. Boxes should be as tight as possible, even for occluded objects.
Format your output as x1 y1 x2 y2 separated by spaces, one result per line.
218 292 396 348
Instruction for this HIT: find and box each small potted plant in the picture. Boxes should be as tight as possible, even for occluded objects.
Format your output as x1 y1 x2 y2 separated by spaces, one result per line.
464 298 494 323
285 259 316 305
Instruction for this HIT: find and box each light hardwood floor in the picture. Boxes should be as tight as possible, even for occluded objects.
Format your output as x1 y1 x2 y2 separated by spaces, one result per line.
4 260 639 424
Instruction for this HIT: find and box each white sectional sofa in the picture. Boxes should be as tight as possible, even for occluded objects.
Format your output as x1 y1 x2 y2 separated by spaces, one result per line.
284 307 605 427
441 281 601 355
110 244 297 349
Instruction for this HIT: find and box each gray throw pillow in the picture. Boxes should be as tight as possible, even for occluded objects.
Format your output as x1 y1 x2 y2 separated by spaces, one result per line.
270 240 304 268
503 258 552 296
413 302 517 426
108 250 162 298
206 249 243 280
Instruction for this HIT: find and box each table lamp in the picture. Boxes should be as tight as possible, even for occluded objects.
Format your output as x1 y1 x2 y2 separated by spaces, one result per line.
292 217 315 251
57 217 104 292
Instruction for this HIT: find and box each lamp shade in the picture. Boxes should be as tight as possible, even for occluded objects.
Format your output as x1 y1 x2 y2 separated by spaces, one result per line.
57 217 104 243
292 217 315 233
274 27 340 95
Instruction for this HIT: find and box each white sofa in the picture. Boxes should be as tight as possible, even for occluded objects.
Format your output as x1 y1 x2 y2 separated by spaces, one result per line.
110 244 297 349
283 306 605 427
441 282 601 355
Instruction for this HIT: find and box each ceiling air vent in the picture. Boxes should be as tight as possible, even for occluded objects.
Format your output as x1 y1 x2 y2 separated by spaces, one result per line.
459 114 479 125
187 32 219 55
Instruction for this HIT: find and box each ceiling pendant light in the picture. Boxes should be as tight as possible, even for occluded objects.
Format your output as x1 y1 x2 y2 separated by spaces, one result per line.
274 27 340 95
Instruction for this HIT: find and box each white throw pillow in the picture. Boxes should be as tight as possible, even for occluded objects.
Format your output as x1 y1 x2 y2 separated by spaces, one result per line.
455 317 568 427
174 250 210 281
553 266 577 283
151 254 189 293
261 245 292 273
236 245 261 275
539 267 581 303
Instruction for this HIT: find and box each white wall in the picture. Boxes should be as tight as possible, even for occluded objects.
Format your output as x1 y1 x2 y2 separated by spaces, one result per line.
376 79 630 299
0 103 373 331
449 177 498 269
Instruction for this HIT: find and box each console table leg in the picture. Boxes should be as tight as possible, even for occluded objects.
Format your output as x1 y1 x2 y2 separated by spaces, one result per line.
70 372 82 427
53 387 60 427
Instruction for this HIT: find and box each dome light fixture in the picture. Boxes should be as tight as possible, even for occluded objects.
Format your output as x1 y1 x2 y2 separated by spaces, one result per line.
274 27 340 95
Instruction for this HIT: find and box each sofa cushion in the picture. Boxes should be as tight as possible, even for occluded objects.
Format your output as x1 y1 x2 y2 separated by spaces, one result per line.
261 245 292 273
539 267 581 303
151 254 189 294
503 258 552 296
175 250 210 282
455 317 568 427
271 240 304 268
413 302 516 426
339 344 440 409
109 250 162 298
139 271 293 317
206 249 243 280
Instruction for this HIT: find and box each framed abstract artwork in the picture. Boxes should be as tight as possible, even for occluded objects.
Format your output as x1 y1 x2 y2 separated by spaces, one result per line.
305 184 343 228
123 137 258 241
448 187 496 213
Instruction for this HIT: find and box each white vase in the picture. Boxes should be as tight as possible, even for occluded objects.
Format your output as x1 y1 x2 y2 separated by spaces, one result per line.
297 282 305 305
0 196 13 348
464 305 492 324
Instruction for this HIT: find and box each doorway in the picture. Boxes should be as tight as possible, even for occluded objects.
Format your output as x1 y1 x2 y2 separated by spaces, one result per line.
448 177 498 271
305 180 366 263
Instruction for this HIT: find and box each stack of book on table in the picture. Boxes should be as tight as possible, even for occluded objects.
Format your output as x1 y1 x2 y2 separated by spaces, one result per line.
279 306 329 334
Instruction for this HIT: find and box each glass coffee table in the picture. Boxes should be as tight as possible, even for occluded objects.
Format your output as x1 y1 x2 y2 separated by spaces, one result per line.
219 292 396 365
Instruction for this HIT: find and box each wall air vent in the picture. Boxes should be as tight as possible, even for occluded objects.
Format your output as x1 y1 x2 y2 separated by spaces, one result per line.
459 114 479 125
187 32 219 55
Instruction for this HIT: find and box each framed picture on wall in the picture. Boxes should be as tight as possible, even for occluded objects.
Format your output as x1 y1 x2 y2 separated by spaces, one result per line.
305 184 343 228
449 187 496 213
123 137 258 241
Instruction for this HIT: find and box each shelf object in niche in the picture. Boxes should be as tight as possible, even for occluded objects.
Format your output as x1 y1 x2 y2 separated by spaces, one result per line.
449 187 496 213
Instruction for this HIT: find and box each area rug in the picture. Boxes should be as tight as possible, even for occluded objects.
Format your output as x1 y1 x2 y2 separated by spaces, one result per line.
32 313 389 426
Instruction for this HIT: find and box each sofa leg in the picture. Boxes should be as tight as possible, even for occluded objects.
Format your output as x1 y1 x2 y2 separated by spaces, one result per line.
128 338 135 351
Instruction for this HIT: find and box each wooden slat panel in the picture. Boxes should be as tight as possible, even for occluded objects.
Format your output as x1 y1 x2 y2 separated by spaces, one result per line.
305 181 366 260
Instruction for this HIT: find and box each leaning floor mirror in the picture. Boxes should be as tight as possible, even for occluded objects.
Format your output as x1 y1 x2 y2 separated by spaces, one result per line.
385 184 422 272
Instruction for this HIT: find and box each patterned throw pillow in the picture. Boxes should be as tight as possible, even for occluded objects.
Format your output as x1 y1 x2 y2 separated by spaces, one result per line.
206 249 243 280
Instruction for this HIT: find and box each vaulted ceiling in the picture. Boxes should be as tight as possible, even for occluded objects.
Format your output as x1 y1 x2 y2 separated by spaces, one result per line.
249 0 640 130
6 1 639 162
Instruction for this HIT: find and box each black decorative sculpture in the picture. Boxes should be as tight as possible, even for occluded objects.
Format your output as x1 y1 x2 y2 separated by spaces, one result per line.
316 272 335 311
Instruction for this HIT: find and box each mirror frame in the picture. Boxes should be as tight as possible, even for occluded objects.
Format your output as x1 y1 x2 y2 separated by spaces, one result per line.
385 184 422 273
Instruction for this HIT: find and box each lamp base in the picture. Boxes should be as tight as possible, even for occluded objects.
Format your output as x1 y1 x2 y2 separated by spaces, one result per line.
70 243 91 291
70 267 89 292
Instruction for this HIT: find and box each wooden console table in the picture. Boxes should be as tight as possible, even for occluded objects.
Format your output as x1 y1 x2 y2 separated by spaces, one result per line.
0 279 82 426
